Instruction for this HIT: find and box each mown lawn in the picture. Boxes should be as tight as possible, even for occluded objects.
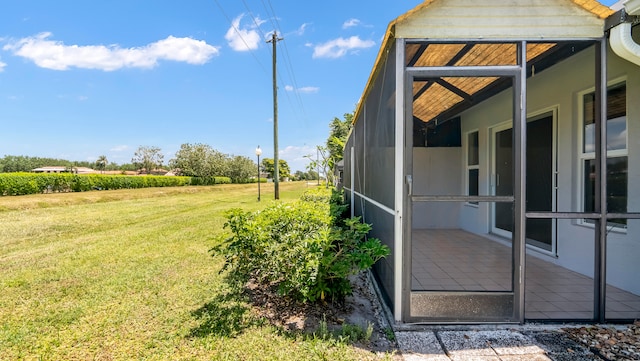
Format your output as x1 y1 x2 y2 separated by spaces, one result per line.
0 182 392 360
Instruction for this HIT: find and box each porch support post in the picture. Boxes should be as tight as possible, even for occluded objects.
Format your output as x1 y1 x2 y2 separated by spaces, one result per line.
350 146 355 219
594 38 608 323
395 38 406 322
513 41 527 324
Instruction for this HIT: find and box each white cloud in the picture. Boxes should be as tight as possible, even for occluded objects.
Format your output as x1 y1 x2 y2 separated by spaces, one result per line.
225 13 266 52
110 145 129 152
291 23 310 36
285 85 319 94
312 36 375 59
3 32 220 71
342 18 361 29
279 145 318 172
298 86 319 94
0 59 6 72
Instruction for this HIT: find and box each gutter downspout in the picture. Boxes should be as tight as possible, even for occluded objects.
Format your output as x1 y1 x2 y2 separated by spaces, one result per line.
609 0 640 66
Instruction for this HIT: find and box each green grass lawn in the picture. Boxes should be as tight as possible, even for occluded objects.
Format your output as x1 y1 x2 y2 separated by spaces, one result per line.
0 182 392 360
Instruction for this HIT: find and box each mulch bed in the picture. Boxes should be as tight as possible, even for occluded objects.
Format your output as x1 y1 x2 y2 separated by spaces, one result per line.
243 272 400 356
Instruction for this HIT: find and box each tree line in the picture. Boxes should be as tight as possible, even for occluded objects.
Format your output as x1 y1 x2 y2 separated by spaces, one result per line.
0 110 353 181
0 144 319 182
0 155 137 173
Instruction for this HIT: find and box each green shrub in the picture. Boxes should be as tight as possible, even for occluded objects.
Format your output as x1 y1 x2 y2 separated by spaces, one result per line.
0 173 192 196
299 186 332 203
212 187 389 303
214 177 231 184
189 176 231 186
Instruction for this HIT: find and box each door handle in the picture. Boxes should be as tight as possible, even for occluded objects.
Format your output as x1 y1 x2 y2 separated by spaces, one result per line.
406 175 412 196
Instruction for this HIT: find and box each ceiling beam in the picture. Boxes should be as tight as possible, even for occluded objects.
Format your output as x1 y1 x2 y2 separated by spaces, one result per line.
407 44 429 67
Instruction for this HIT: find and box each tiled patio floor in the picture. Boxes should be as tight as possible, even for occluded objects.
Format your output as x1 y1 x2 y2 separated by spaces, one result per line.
411 229 640 320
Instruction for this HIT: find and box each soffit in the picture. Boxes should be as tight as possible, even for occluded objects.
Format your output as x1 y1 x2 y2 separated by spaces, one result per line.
352 0 613 126
409 42 558 123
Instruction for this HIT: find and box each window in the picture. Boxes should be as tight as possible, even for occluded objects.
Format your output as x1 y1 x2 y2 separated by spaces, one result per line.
581 83 627 227
467 131 479 204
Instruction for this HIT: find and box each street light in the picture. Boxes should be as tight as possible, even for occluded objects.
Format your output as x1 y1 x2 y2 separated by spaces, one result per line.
255 146 262 201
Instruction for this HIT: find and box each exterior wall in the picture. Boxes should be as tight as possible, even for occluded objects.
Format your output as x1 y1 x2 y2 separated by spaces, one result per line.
458 45 640 295
412 147 462 229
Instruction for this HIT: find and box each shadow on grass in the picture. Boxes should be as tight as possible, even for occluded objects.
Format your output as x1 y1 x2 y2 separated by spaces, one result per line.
188 288 254 338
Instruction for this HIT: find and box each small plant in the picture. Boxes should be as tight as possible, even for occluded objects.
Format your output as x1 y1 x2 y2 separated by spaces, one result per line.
383 327 396 342
212 187 390 303
340 322 374 343
314 315 330 340
365 322 374 342
313 321 374 344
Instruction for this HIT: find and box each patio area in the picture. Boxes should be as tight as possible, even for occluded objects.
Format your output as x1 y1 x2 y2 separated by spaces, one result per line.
411 229 640 320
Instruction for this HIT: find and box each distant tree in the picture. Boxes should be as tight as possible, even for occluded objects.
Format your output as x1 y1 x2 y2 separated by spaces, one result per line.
116 163 137 172
95 155 108 173
261 158 291 181
132 146 164 175
326 112 353 172
0 155 29 172
305 146 331 186
169 143 228 177
261 158 275 179
304 112 354 186
225 155 256 183
0 155 73 172
75 161 94 168
292 170 318 181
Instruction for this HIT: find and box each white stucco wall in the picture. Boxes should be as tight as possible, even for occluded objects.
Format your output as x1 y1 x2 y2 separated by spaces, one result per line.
457 45 640 295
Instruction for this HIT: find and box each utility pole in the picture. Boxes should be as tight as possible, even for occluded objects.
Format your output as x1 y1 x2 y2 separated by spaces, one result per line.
267 32 283 200
317 147 320 186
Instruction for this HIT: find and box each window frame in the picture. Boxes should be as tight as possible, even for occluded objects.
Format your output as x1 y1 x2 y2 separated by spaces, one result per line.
465 130 480 206
577 78 628 230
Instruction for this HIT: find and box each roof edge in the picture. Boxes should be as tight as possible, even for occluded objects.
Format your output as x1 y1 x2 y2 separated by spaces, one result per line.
351 0 614 126
352 21 397 124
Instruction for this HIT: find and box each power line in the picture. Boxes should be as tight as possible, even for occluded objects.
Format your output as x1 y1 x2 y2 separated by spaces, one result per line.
241 0 270 45
212 0 269 75
260 0 308 126
214 0 310 136
259 0 280 33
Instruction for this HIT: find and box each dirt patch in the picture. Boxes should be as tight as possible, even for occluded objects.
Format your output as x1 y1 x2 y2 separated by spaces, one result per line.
244 272 401 357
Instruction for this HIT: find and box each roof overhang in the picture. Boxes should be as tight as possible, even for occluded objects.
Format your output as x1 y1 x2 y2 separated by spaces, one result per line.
353 0 614 126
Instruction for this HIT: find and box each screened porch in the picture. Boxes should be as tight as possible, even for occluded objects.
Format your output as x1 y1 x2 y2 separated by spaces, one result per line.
343 0 640 324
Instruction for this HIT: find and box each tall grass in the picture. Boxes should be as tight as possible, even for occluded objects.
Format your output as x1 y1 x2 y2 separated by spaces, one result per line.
0 182 390 360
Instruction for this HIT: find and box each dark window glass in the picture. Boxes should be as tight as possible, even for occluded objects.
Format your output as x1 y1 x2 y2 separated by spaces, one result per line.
468 132 479 166
468 169 479 197
583 157 628 226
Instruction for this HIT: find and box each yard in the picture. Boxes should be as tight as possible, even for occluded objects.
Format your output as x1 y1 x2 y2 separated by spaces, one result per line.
0 182 393 360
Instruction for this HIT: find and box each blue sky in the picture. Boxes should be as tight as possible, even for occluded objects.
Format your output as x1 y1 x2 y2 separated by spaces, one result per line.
0 0 620 172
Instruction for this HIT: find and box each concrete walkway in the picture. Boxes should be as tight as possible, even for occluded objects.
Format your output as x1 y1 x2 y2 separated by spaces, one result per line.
395 327 603 360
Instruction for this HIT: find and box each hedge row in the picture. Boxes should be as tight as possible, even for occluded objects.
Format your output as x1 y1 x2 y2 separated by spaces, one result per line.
0 173 234 196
